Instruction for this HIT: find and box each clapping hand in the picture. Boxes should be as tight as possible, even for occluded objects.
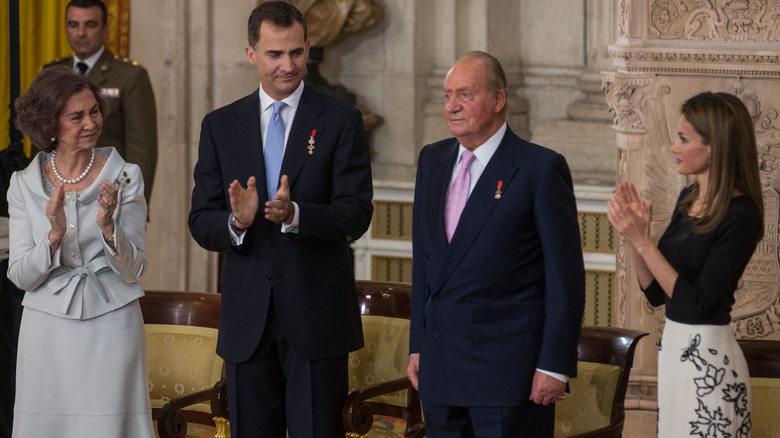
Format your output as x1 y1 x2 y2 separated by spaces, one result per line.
264 175 293 225
46 183 66 249
97 180 119 239
607 181 653 249
229 177 260 230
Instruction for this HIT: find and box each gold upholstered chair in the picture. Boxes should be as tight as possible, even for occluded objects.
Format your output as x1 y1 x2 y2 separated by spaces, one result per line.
737 339 780 438
205 281 422 438
343 280 424 438
380 323 647 438
553 326 647 438
139 290 224 438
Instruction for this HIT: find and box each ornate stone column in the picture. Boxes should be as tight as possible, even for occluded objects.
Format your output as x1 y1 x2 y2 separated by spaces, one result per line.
604 0 780 434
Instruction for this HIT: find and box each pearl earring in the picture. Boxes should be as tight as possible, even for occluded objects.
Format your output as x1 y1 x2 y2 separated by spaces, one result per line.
51 137 56 142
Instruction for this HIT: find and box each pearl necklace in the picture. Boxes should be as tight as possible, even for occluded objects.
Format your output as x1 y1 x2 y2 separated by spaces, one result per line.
51 149 95 184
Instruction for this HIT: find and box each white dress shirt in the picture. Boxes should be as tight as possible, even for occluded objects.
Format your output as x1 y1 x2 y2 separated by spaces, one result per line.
72 45 105 75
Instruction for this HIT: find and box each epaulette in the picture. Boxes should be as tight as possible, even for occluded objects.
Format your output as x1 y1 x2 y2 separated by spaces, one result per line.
42 56 71 67
112 53 141 67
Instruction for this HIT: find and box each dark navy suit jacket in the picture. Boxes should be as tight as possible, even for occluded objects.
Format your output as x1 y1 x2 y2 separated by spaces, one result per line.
410 126 585 407
188 84 373 363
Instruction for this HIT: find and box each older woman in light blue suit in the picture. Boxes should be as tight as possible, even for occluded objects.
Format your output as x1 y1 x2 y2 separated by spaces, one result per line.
7 66 153 438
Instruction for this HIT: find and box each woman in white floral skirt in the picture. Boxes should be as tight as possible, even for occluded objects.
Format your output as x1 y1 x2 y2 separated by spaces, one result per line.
608 91 762 437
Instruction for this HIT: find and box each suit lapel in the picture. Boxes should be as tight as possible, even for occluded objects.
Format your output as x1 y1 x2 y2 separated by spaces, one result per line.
283 86 324 188
230 91 267 198
431 131 519 294
427 141 459 262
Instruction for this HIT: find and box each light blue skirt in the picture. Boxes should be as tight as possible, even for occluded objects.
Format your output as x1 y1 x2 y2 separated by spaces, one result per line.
13 300 154 438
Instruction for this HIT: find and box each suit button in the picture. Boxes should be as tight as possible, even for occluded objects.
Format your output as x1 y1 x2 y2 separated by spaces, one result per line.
433 296 439 302
480 259 488 266
433 331 440 338
465 335 473 341
268 241 277 248
265 275 272 282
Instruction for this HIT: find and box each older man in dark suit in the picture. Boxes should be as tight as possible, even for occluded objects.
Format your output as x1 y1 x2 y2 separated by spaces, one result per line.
407 51 585 437
188 2 373 438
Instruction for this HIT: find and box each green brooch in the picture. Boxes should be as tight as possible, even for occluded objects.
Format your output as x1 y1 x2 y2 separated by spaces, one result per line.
114 171 131 187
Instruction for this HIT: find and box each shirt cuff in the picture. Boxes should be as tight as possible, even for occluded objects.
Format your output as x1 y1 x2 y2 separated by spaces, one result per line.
281 202 300 234
537 368 568 383
229 217 246 246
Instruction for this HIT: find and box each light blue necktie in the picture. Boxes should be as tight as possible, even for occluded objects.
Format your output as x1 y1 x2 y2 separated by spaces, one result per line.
265 101 286 201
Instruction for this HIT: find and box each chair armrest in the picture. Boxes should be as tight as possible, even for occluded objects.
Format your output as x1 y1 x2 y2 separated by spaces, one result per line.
406 422 426 438
343 377 414 435
157 389 211 438
209 378 230 438
210 378 229 418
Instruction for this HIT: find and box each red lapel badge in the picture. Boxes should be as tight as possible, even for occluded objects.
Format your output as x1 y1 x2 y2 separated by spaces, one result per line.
495 180 503 199
308 129 317 155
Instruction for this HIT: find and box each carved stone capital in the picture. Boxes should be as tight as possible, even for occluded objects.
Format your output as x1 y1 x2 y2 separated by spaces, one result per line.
601 72 654 133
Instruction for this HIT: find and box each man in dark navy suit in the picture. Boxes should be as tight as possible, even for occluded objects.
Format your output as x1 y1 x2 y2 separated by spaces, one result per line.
407 51 585 437
188 2 373 437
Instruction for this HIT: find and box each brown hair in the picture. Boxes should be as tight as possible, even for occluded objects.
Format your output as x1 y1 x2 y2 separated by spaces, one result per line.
247 1 307 49
679 91 764 241
14 66 109 153
457 51 508 118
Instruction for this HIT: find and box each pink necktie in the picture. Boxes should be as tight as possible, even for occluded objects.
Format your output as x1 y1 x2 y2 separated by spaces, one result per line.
444 150 476 242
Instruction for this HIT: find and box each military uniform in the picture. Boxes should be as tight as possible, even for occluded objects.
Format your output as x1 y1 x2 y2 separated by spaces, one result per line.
44 49 157 204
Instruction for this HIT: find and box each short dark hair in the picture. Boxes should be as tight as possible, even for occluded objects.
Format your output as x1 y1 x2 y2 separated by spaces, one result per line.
247 1 307 48
66 0 108 27
14 66 109 153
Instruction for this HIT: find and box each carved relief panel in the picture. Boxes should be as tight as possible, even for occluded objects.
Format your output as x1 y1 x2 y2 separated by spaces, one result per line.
605 73 780 338
603 71 780 424
732 82 780 339
649 0 780 41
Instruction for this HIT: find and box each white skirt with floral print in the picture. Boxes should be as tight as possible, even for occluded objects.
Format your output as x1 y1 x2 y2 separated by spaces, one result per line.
658 318 752 438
